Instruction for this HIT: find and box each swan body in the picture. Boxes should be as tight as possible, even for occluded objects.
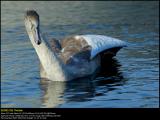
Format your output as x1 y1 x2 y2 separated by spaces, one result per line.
24 10 127 81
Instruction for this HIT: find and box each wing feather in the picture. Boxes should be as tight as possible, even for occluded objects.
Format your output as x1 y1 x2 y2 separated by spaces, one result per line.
80 35 127 59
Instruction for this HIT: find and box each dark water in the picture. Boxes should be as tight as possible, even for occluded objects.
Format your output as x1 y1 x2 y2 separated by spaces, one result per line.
1 1 159 108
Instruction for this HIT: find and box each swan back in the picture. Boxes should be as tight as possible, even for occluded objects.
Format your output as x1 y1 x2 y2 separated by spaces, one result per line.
60 36 91 64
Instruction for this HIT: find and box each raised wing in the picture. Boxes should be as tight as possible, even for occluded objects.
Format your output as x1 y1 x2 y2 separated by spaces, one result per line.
80 35 127 59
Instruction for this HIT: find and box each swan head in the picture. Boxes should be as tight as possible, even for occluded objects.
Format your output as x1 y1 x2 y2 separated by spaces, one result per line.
24 10 41 45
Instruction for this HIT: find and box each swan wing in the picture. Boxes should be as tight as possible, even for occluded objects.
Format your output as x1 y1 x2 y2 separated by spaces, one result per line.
60 35 127 64
80 35 127 59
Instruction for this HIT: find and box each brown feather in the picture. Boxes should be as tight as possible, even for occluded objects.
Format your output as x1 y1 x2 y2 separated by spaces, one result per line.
60 36 91 64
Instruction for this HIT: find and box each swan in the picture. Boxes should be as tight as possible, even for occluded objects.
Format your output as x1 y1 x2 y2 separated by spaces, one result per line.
24 10 127 81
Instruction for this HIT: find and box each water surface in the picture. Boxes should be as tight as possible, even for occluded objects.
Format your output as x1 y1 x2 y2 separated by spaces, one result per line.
1 1 159 108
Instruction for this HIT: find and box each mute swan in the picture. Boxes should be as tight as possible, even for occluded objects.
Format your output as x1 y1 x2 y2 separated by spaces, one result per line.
24 10 127 81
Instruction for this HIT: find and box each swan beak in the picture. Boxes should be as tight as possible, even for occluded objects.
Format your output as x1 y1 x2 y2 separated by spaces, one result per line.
33 27 41 45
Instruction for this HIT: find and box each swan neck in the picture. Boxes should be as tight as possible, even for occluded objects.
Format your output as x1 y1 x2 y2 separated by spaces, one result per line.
29 32 69 81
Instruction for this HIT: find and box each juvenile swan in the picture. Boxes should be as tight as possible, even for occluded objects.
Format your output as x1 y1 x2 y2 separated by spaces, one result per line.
24 10 127 81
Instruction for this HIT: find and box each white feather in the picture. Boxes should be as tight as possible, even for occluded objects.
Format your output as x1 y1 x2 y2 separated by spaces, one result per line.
80 35 127 59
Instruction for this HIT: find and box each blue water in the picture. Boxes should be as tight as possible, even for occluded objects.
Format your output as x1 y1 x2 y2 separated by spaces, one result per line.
1 1 159 108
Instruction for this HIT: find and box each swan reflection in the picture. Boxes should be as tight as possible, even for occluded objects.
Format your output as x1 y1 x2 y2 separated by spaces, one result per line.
39 79 66 108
